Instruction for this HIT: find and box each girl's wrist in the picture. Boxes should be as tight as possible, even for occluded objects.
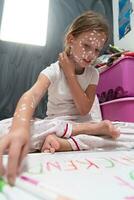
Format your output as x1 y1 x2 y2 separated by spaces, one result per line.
65 73 76 80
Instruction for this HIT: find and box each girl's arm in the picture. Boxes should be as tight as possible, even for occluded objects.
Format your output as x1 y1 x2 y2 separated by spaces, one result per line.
59 52 97 115
11 73 50 130
65 75 96 115
0 74 50 185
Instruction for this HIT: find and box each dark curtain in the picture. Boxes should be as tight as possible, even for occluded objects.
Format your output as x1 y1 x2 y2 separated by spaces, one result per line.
0 0 113 120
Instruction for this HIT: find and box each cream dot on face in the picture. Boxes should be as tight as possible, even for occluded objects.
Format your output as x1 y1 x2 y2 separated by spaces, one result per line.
79 41 82 46
74 55 81 62
82 52 86 58
81 38 85 42
82 54 85 58
93 30 97 33
70 50 73 55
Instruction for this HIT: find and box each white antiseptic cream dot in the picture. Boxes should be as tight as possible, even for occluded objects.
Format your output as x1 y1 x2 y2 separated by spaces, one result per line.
20 107 27 111
22 118 27 121
21 104 27 107
31 103 34 108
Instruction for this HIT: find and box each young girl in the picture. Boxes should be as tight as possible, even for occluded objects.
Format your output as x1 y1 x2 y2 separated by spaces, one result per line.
0 10 119 184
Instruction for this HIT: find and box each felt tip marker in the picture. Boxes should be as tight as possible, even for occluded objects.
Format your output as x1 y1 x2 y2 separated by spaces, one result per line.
0 177 17 200
0 177 44 200
15 175 73 200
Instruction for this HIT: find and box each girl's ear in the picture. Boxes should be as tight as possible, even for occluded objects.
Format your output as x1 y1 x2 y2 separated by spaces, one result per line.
66 34 74 45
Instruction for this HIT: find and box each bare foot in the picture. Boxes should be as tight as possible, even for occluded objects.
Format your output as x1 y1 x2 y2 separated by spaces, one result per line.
95 120 120 139
41 134 72 153
72 120 120 139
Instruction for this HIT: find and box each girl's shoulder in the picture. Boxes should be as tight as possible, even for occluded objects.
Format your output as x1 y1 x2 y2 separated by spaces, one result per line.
86 65 99 75
40 61 61 83
41 61 60 73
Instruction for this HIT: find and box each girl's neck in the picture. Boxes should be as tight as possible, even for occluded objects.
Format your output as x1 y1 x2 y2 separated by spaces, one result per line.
75 67 85 75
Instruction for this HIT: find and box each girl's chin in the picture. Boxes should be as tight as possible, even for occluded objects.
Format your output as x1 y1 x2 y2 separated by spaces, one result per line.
74 59 91 68
78 59 91 67
80 62 90 68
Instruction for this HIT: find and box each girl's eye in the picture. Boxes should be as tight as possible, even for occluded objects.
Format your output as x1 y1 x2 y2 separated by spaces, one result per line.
84 44 90 50
95 49 100 54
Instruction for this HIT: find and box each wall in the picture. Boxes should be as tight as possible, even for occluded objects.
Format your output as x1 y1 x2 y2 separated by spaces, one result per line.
0 0 113 120
113 0 134 51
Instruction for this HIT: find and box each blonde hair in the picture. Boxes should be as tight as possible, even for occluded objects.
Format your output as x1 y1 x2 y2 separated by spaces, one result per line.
64 10 109 54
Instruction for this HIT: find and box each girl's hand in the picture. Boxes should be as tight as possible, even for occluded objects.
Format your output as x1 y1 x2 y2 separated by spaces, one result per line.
0 128 30 185
59 52 75 78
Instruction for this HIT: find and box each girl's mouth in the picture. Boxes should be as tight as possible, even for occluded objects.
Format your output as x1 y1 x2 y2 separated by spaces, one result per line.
82 59 91 65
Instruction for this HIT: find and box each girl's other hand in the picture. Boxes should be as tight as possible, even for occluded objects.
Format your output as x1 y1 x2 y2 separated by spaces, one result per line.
0 128 30 185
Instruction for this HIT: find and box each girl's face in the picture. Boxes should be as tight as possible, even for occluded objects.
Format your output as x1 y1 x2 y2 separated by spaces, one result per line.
69 30 107 69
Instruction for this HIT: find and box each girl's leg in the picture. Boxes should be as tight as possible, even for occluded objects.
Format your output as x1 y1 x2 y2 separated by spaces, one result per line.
67 134 128 151
30 119 73 151
0 118 120 153
71 120 120 139
0 118 72 152
41 120 120 153
41 132 122 153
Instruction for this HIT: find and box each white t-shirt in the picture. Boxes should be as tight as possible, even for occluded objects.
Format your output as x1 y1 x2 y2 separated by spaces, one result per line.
41 61 99 122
